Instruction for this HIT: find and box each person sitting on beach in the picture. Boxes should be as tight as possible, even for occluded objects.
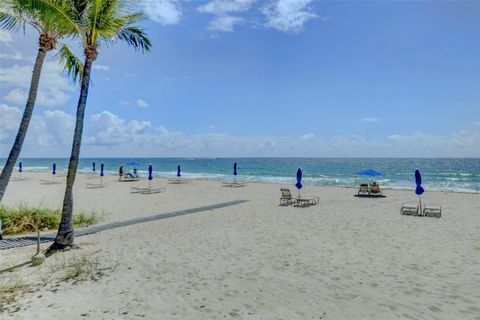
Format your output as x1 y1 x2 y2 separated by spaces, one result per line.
133 167 138 178
119 165 124 181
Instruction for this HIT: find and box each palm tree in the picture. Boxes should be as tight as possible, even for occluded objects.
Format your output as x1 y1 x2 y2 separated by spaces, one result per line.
0 0 82 202
50 0 151 250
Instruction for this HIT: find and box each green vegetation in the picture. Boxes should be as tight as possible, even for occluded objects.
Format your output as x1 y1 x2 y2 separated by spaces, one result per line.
62 256 104 284
0 205 101 236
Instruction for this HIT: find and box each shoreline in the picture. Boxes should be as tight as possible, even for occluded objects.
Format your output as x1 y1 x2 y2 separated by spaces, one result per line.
5 169 480 195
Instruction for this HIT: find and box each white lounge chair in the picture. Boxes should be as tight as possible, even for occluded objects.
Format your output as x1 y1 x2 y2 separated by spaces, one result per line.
400 203 419 215
423 205 441 218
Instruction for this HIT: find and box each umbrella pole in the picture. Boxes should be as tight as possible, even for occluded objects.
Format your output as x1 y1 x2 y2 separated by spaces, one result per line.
149 180 151 190
418 196 422 215
100 176 103 185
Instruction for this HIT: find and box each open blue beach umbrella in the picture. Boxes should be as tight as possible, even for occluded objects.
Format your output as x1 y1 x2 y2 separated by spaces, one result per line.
233 162 238 176
100 162 104 177
415 169 424 195
355 169 385 177
295 168 303 190
52 162 56 175
126 161 142 166
92 161 96 172
148 164 153 181
19 161 22 173
177 165 181 177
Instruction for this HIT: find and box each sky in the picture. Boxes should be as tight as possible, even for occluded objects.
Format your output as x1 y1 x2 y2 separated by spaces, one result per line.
1 0 479 158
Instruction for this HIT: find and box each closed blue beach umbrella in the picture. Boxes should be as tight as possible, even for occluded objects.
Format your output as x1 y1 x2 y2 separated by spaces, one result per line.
52 162 56 182
148 164 153 181
415 169 424 212
415 169 424 195
148 164 153 189
177 165 181 177
92 161 96 172
296 168 303 197
18 161 23 180
233 162 238 176
100 162 104 184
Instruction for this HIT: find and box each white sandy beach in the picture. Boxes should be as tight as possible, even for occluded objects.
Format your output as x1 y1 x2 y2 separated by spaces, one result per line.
1 171 480 319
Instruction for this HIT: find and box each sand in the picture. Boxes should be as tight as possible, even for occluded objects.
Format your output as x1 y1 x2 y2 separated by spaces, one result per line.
1 171 480 319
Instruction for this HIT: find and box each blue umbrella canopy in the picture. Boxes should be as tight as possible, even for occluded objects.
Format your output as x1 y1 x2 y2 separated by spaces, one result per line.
148 164 153 181
233 162 238 176
100 162 104 177
126 161 142 166
415 169 424 195
355 169 385 177
295 168 303 190
92 161 96 172
19 161 22 173
177 165 181 177
52 162 56 175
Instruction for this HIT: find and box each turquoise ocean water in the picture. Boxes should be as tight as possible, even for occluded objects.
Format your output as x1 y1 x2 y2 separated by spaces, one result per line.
3 158 480 193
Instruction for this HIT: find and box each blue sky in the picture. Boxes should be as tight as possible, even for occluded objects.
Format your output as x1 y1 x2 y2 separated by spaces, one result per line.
1 0 479 157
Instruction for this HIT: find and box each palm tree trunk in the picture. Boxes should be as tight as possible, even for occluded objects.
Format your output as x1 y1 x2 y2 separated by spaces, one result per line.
0 47 47 202
50 56 93 250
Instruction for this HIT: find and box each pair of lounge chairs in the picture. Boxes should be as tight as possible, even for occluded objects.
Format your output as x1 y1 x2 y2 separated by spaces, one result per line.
168 178 188 184
401 204 441 218
131 186 165 194
222 181 246 188
357 182 383 197
120 174 140 182
280 188 319 207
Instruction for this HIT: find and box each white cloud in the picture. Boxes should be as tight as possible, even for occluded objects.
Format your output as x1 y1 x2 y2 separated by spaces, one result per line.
0 62 74 107
93 64 109 71
87 111 152 146
0 30 12 43
474 121 480 126
135 99 149 108
141 0 182 25
360 117 381 123
0 104 75 157
208 16 244 32
262 0 317 34
300 133 316 140
198 0 255 32
119 99 149 108
2 108 479 157
0 104 21 141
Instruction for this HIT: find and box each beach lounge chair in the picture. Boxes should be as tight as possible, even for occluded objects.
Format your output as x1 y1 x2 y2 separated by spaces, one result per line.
86 182 107 189
280 188 296 205
221 181 246 188
168 178 188 184
39 179 61 185
369 182 382 196
357 184 369 196
293 196 319 208
400 203 419 215
120 174 140 182
423 205 441 218
131 187 165 194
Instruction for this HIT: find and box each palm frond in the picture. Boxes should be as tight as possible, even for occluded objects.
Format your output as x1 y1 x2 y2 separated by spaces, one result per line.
116 26 151 53
56 44 84 83
0 11 20 30
16 0 83 39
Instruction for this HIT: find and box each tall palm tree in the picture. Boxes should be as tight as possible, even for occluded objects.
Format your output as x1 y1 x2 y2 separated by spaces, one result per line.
50 0 151 250
0 0 82 202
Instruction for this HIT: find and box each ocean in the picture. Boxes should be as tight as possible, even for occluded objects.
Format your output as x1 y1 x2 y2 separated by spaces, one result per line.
4 158 480 193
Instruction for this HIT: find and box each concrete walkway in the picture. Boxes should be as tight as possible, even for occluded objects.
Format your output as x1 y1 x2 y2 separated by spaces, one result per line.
0 199 248 250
